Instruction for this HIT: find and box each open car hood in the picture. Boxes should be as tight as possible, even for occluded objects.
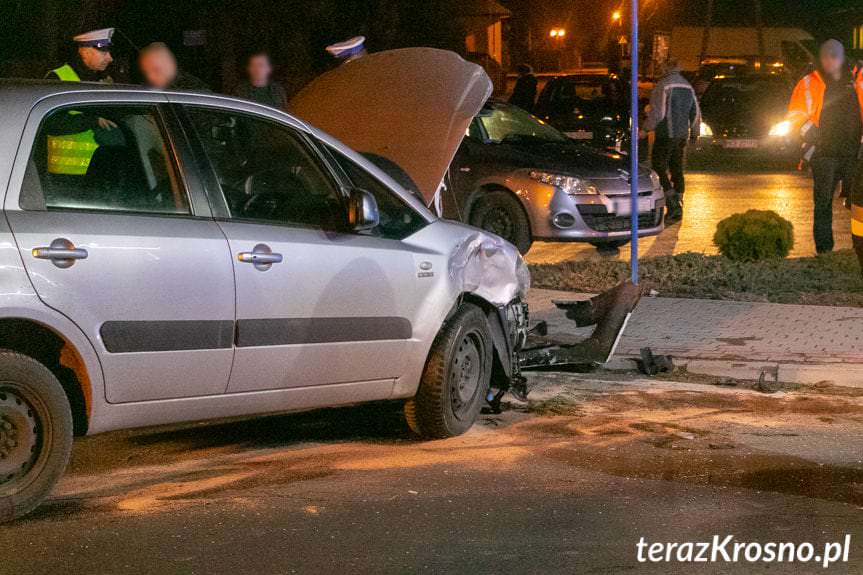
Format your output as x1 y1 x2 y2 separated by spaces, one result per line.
290 48 493 205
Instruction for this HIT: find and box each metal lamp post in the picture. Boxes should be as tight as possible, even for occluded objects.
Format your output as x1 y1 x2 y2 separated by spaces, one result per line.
629 0 640 284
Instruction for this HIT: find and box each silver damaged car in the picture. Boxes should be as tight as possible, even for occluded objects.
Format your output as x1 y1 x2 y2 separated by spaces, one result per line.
0 50 529 521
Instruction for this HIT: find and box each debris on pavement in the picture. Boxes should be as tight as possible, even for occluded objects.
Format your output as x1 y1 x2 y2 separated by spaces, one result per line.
636 347 674 376
519 281 641 372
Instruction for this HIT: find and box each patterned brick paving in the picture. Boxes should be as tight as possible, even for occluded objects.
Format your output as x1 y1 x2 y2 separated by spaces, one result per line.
527 289 863 366
617 297 863 364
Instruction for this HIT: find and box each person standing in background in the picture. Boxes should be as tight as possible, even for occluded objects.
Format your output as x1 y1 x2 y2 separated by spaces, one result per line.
233 51 287 110
789 40 863 256
46 27 115 84
509 64 538 113
138 42 209 91
640 59 700 224
43 28 118 176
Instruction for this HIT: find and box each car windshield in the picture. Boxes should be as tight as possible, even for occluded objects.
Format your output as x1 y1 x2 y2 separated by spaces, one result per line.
701 77 789 110
550 77 623 105
476 103 569 145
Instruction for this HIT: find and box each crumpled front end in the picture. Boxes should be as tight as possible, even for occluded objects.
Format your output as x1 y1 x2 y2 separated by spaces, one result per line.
448 231 531 405
448 231 530 307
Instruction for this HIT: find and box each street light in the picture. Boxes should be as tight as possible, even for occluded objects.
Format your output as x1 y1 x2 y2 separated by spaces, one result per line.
549 28 566 39
612 10 622 22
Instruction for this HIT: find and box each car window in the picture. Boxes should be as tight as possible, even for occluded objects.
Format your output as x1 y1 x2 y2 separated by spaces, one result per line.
186 107 344 230
476 104 568 145
330 149 428 240
701 78 789 110
467 118 486 141
21 104 190 215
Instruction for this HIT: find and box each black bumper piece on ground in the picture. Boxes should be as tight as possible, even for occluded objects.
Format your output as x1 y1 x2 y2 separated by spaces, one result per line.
518 281 642 372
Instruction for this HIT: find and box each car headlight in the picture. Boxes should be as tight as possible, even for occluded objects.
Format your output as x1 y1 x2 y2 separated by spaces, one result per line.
700 122 713 137
528 170 598 195
768 120 791 137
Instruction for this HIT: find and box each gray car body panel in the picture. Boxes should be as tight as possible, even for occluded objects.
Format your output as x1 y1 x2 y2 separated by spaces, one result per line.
0 81 526 435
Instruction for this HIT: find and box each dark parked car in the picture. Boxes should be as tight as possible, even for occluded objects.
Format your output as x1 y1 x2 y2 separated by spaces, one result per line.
696 73 795 157
534 72 629 150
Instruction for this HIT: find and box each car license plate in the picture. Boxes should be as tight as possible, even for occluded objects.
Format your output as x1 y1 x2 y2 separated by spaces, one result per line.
566 130 594 140
721 138 759 149
613 198 651 216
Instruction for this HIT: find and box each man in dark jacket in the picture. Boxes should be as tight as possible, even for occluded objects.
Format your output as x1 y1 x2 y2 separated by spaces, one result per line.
789 40 863 255
233 51 287 110
641 59 700 223
138 42 209 91
509 64 538 112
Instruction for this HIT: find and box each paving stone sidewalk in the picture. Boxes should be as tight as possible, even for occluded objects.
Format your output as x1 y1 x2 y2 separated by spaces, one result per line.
527 289 863 386
617 297 863 364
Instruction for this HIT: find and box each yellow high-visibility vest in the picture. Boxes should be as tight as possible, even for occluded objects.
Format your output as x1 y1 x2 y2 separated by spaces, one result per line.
46 64 99 175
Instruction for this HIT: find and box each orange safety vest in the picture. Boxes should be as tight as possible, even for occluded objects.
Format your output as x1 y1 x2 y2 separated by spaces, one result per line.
788 68 863 130
788 68 863 237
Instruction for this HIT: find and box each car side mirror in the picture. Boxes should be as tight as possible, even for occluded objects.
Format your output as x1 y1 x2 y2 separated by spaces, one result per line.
348 188 379 231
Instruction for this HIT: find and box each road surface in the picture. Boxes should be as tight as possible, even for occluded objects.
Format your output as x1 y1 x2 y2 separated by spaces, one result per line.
527 167 853 265
2 374 861 574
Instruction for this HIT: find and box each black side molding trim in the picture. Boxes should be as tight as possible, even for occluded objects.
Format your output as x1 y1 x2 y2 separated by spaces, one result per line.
101 320 235 353
236 317 412 347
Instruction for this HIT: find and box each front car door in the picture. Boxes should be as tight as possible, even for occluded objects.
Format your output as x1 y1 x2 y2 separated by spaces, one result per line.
179 103 426 393
4 93 235 403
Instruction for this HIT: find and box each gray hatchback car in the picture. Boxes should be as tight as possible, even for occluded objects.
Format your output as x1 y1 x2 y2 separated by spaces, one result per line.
447 100 665 254
0 71 529 520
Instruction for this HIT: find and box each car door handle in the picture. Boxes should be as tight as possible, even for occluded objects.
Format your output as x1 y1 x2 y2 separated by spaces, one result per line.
32 238 88 268
237 244 282 271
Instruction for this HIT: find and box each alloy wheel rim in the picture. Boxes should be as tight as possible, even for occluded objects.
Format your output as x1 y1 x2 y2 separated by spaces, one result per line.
482 208 514 242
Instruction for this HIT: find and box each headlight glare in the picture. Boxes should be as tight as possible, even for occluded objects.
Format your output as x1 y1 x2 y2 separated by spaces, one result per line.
700 122 713 137
528 170 598 195
769 120 791 137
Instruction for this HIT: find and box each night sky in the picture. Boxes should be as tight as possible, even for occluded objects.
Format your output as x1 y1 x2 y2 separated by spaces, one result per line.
3 0 862 83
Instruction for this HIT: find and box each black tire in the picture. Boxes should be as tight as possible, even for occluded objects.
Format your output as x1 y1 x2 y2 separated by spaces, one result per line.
405 304 493 439
0 351 73 523
469 191 533 254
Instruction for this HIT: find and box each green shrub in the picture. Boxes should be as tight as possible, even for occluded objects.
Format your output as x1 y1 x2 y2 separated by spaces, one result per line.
713 210 794 261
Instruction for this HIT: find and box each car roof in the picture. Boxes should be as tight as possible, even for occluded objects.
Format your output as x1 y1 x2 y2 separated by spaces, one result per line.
709 74 789 85
552 73 619 82
0 79 312 125
0 78 435 220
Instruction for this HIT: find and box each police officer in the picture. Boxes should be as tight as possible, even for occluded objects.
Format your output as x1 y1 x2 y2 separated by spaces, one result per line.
326 36 367 64
44 28 117 176
46 28 115 84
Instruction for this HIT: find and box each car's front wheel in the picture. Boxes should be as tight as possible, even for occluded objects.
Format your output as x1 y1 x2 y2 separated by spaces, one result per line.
0 351 73 523
405 304 492 439
470 191 533 254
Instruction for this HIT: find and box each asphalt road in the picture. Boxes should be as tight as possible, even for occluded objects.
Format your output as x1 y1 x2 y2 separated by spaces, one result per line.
2 374 862 575
527 163 854 265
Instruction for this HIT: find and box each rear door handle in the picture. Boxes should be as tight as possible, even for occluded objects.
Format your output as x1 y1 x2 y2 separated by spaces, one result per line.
32 238 88 268
237 243 282 271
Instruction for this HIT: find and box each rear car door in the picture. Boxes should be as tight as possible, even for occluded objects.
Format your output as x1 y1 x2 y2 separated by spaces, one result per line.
181 104 426 393
4 94 235 403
